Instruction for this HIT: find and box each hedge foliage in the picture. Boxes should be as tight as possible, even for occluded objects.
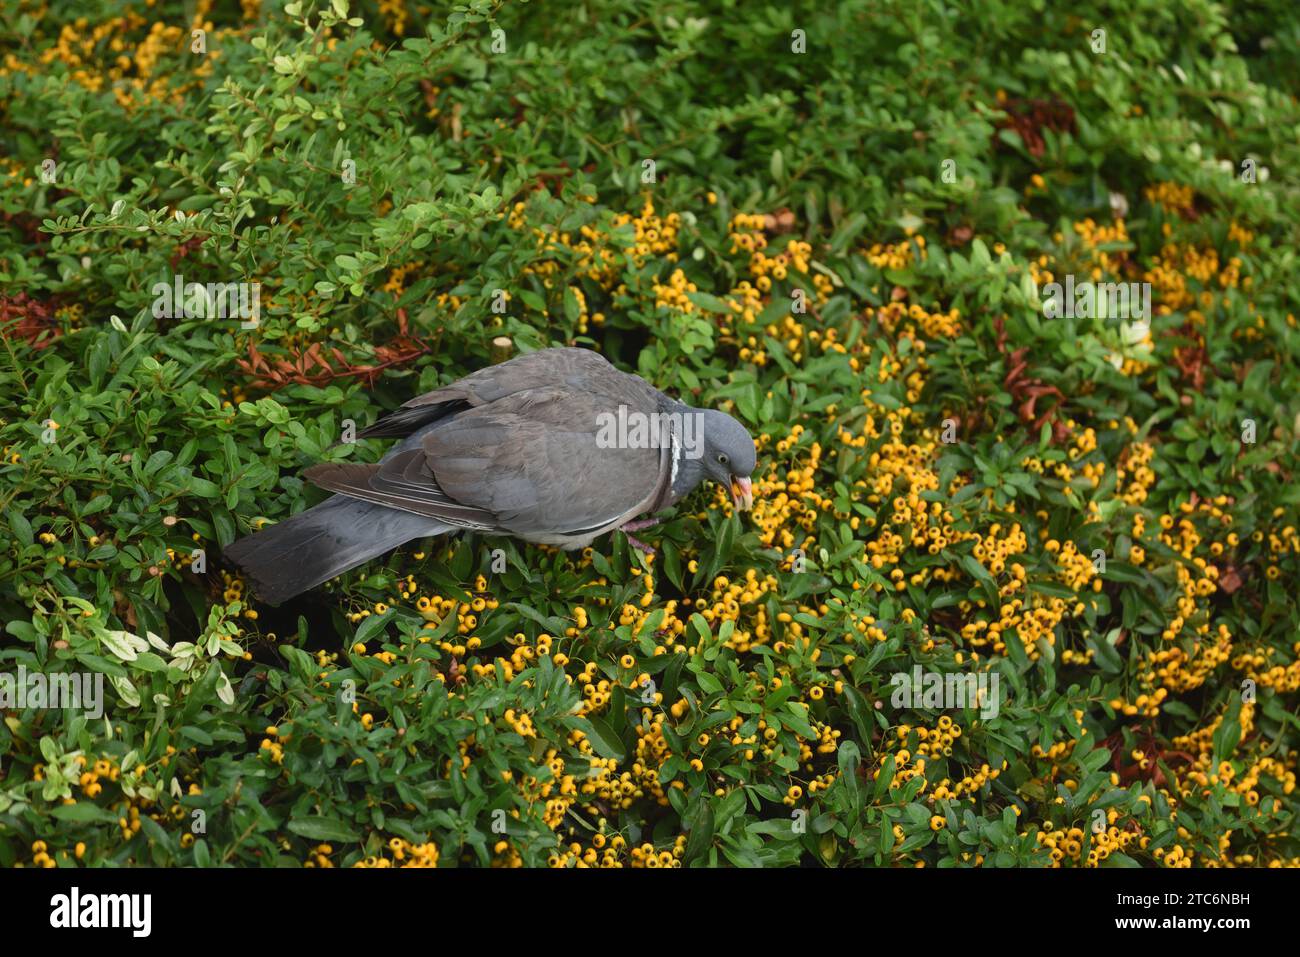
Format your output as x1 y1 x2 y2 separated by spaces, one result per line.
2 0 1299 867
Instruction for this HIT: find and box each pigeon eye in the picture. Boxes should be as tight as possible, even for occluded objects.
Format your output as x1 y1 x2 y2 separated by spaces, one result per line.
717 453 729 466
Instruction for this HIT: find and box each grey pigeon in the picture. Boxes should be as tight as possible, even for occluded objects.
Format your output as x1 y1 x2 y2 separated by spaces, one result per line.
224 346 756 604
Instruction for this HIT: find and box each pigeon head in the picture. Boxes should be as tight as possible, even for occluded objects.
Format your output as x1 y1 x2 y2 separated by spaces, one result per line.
680 408 756 511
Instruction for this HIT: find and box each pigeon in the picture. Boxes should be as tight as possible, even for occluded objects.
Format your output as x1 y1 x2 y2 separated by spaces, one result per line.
224 346 757 604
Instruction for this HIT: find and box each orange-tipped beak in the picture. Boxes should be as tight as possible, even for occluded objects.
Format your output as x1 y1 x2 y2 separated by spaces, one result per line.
730 475 753 512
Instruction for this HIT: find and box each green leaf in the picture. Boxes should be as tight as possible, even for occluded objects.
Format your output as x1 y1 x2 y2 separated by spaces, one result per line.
286 817 361 843
354 609 394 644
50 803 118 823
7 510 33 546
683 797 715 864
577 716 626 762
685 291 732 314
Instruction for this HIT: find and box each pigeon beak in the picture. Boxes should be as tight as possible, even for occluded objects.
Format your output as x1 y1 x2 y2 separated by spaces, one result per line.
730 475 753 512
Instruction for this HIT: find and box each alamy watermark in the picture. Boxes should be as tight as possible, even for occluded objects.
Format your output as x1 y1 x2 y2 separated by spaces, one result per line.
0 666 104 719
49 887 151 937
152 274 261 328
595 405 704 459
890 666 1000 719
1039 275 1151 321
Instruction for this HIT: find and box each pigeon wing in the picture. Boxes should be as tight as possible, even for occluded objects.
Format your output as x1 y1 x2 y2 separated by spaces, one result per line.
425 386 671 541
357 346 643 439
302 451 501 531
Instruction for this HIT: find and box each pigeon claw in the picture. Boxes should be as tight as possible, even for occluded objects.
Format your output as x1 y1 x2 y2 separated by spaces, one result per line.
730 475 753 512
624 533 655 556
617 520 658 555
620 518 660 533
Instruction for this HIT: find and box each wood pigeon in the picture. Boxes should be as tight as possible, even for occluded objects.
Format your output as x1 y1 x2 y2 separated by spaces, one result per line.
224 346 757 603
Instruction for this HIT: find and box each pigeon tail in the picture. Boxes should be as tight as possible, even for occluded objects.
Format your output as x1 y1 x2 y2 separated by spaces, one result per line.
223 495 450 605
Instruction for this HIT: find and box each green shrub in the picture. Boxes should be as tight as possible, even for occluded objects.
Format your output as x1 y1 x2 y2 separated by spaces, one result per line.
1 0 1298 868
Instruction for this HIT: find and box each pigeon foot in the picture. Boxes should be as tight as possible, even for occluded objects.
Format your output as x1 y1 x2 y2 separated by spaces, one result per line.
624 534 655 555
620 518 660 533
619 518 658 554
